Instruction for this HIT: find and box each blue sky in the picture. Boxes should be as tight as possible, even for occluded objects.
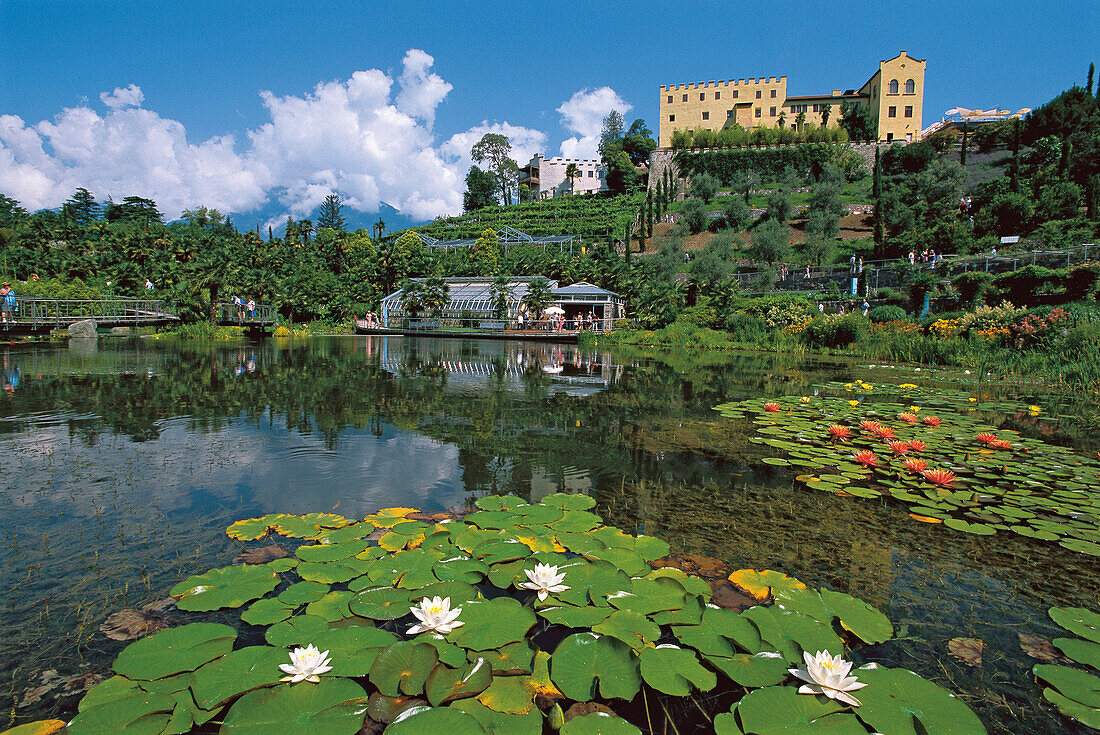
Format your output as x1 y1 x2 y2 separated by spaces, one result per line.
1 0 1096 226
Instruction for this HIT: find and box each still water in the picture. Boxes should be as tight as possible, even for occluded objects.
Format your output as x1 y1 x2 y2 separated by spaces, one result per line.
0 336 1097 733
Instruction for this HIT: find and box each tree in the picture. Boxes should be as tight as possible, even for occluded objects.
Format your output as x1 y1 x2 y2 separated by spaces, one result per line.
690 233 736 293
748 219 789 264
723 197 750 230
489 275 515 320
105 196 163 226
472 133 520 205
777 111 787 129
682 199 709 234
622 119 657 167
564 163 581 194
399 278 427 317
604 150 641 195
795 111 806 132
1089 62 1096 96
765 191 792 224
960 123 968 165
839 102 877 143
729 170 760 204
691 173 720 204
473 228 501 270
317 194 347 231
597 110 625 159
521 277 553 317
464 166 498 211
421 276 450 318
62 188 101 225
820 104 832 128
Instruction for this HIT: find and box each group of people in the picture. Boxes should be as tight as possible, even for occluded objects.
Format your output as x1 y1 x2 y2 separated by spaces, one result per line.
516 311 602 332
908 250 943 265
231 295 257 322
819 299 873 316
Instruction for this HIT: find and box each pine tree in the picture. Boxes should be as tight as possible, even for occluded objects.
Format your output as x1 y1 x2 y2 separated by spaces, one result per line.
317 193 347 231
1088 62 1095 96
960 123 968 165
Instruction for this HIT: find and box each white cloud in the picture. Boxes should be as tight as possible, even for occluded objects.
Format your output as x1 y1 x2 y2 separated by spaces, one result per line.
440 121 547 178
556 87 632 159
395 49 452 128
99 84 145 110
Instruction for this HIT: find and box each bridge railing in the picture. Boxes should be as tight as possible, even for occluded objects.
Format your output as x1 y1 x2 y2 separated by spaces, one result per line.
215 303 278 326
10 298 179 328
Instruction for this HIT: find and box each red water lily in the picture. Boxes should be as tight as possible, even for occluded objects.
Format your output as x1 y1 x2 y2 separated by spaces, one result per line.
827 425 853 442
859 420 882 433
922 468 957 487
907 440 927 452
975 432 999 446
763 402 782 413
873 425 897 441
897 412 918 423
903 457 929 473
922 416 942 427
888 441 910 455
990 438 1013 450
853 450 880 468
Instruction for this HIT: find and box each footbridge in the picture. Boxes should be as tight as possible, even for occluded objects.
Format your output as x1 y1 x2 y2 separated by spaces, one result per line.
3 298 179 336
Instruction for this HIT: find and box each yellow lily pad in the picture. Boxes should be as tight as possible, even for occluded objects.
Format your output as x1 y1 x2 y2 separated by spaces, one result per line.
728 569 806 601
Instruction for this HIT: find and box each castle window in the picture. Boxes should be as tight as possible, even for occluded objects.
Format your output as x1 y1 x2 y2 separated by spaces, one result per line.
756 90 762 99
700 92 705 101
727 109 734 118
588 170 594 177
669 114 675 122
667 95 673 103
715 91 720 100
889 79 899 94
905 79 915 94
769 106 776 117
732 90 738 98
702 111 709 120
682 94 688 102
755 108 761 118
888 106 897 118
904 106 913 118
771 89 777 98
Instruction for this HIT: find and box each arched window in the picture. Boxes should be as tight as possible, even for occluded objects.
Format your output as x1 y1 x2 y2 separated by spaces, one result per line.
905 79 915 94
888 79 899 94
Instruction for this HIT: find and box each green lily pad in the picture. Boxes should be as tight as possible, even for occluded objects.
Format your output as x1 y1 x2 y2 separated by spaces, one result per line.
1050 607 1100 644
451 696 543 735
448 597 536 651
774 588 893 645
425 657 494 706
369 642 439 697
733 686 850 733
704 652 790 688
113 623 236 681
474 641 536 675
1042 687 1100 729
1054 637 1100 670
294 539 372 563
311 625 398 677
537 604 614 629
242 597 296 626
606 577 687 616
855 664 988 734
348 587 411 620
592 610 661 652
170 565 280 612
65 691 175 735
265 615 331 647
305 591 355 622
296 558 374 584
541 493 597 511
279 581 329 606
560 713 642 735
220 677 367 734
188 646 286 709
1034 664 1100 708
741 606 843 664
638 645 716 696
384 706 487 735
550 632 640 701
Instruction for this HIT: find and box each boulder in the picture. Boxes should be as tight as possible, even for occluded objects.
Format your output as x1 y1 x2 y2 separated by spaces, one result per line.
109 326 131 336
68 319 98 338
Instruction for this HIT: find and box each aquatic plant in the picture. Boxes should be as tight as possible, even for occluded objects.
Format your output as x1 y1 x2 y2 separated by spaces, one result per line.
827 425 853 442
922 416 942 426
852 450 880 468
858 420 881 433
897 412 918 423
42 496 987 735
907 440 927 452
903 458 930 474
763 402 782 412
975 432 1000 446
1034 606 1100 729
888 441 910 455
922 468 958 488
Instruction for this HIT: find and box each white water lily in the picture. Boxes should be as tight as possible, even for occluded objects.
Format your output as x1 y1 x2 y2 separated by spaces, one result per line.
407 596 464 635
518 563 570 601
279 644 333 683
788 650 867 707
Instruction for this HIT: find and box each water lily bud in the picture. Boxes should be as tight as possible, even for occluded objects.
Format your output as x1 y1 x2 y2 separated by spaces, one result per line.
548 703 565 730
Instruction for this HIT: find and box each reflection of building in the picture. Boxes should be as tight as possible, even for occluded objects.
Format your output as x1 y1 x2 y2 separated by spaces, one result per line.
657 51 926 145
519 154 608 199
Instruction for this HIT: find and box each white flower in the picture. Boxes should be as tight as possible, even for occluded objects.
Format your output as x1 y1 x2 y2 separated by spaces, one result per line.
788 650 867 707
407 596 464 636
518 563 570 601
279 644 333 683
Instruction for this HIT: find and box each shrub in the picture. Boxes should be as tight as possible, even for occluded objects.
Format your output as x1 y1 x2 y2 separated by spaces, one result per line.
868 305 908 323
682 199 709 234
802 313 867 347
723 197 750 230
952 271 995 308
957 301 1026 333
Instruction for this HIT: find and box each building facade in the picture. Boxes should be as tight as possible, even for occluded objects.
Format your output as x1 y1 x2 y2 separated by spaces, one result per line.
519 154 608 199
657 51 925 146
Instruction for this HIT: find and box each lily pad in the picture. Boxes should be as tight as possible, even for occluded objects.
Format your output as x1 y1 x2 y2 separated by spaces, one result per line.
1050 607 1100 643
854 664 988 734
638 645 716 696
242 597 296 626
220 677 367 734
348 587 411 620
384 705 487 735
425 657 494 706
369 642 439 697
550 633 640 702
559 713 642 735
65 691 175 735
188 646 286 709
728 569 806 601
448 597 536 651
170 565 279 612
113 623 236 681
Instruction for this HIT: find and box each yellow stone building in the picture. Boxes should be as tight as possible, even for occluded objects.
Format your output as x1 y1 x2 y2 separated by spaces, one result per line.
658 51 925 147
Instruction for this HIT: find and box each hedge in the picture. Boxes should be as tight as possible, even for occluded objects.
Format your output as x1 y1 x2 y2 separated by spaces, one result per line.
674 144 845 183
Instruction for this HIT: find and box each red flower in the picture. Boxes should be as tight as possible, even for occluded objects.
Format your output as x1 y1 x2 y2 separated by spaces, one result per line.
888 441 910 455
922 416 942 427
990 438 1013 450
975 432 999 446
859 420 882 433
763 402 782 413
922 468 957 487
873 425 897 441
827 425 853 442
853 450 879 468
897 412 918 423
903 457 929 473
907 440 927 452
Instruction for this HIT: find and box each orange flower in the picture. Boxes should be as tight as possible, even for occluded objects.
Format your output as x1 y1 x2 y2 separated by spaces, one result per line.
907 440 927 452
853 450 879 468
763 402 782 413
990 438 1013 450
903 457 929 473
897 412 918 423
859 420 882 433
922 416 942 427
888 441 910 455
873 425 897 440
975 432 999 446
827 425 853 442
922 468 957 487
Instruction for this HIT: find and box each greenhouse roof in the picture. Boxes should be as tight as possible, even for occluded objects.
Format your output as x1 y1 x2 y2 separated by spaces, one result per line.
551 281 620 298
380 277 559 307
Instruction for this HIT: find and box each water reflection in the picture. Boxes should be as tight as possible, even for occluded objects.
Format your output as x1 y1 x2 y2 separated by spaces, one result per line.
0 337 1095 734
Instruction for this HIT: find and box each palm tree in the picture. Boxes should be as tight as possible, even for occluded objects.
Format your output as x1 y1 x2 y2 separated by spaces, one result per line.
421 276 450 319
795 112 806 132
489 275 515 321
521 277 554 320
777 111 787 129
399 279 426 318
820 104 832 129
564 163 581 195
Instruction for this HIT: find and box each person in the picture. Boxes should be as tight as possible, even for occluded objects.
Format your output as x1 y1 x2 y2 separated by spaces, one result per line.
232 295 243 322
144 278 154 291
991 246 997 257
247 298 256 320
908 251 916 265
517 311 524 331
862 299 870 317
0 283 15 326
838 304 845 315
804 264 811 279
818 302 824 314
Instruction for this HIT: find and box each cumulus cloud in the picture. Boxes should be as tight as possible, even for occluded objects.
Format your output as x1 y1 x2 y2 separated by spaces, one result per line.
440 121 547 177
99 84 145 110
395 49 452 128
556 87 631 159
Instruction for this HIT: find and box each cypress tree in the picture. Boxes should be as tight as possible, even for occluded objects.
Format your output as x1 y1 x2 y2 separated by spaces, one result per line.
623 221 632 265
872 147 884 250
1088 62 1095 96
960 123 968 165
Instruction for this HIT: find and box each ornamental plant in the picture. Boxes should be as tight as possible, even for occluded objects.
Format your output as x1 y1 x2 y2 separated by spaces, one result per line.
48 495 987 735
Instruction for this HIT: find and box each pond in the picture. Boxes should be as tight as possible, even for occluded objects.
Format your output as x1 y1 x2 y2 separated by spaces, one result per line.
0 335 1097 733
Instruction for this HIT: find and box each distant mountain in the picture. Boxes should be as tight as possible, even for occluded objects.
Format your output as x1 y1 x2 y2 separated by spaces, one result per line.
229 198 426 238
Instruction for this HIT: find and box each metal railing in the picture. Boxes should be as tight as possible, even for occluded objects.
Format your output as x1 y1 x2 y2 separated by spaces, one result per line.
6 298 179 328
374 315 613 334
214 303 278 326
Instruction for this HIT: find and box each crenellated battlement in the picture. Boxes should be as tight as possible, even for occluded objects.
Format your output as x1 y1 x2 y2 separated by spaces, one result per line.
660 76 787 92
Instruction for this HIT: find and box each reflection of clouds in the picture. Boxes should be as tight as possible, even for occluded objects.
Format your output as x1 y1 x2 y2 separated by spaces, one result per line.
0 415 466 518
